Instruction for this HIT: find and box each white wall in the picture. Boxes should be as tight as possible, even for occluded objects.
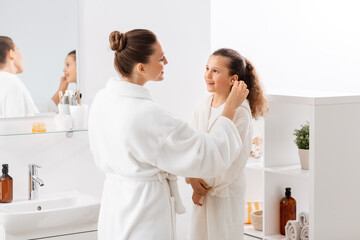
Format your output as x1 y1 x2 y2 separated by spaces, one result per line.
79 0 210 122
0 132 104 199
211 0 360 94
0 0 78 107
79 0 211 238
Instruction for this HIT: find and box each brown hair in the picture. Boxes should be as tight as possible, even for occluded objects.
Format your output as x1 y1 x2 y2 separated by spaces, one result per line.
109 29 157 77
67 50 76 60
0 36 15 67
212 48 268 119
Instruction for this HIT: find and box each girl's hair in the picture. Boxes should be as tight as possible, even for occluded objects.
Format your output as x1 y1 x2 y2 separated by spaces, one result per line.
0 36 15 67
67 50 76 60
109 29 157 77
212 48 269 119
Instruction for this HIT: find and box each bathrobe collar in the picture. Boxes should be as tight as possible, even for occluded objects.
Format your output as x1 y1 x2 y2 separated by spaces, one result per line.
106 76 153 101
203 94 251 133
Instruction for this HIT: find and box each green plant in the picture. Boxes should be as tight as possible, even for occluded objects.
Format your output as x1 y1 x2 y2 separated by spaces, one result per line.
293 122 309 150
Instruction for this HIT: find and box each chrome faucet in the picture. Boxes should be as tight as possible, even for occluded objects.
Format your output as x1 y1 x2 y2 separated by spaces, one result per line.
29 164 44 200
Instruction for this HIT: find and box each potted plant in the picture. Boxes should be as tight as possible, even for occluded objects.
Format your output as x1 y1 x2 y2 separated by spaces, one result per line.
293 122 309 170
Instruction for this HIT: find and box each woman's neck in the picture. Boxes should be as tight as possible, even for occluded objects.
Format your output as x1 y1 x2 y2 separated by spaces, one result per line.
0 63 17 74
122 75 147 86
212 91 229 108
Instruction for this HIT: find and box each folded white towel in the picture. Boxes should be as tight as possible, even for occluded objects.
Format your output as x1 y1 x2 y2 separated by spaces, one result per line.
298 212 309 227
300 225 309 240
285 220 301 240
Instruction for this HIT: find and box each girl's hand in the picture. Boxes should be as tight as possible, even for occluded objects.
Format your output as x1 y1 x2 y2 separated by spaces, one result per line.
192 191 204 206
188 178 211 195
58 75 69 92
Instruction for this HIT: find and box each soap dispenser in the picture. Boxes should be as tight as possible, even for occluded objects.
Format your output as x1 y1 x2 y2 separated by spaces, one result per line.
0 164 13 203
280 187 296 235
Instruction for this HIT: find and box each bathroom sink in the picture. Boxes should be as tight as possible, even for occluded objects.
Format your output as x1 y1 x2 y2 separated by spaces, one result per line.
0 191 100 235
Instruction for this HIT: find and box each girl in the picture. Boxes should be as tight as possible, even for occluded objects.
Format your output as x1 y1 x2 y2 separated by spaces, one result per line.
188 48 268 240
46 50 77 112
0 36 39 118
88 29 249 240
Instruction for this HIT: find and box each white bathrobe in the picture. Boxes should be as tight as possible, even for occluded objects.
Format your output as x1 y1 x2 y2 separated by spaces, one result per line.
0 71 39 118
88 77 243 240
189 94 253 240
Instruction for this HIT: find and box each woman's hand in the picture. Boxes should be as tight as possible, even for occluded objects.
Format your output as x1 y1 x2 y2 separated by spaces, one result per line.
192 191 204 206
188 178 211 195
222 81 249 120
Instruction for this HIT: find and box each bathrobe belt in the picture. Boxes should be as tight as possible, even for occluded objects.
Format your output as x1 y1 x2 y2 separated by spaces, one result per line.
106 172 186 214
208 187 229 198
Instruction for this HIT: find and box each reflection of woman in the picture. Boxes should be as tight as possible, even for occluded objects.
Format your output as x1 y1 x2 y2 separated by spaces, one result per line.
0 36 39 118
88 29 249 239
45 50 76 111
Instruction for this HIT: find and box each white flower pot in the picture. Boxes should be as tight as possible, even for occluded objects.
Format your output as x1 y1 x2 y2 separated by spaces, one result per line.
298 149 309 170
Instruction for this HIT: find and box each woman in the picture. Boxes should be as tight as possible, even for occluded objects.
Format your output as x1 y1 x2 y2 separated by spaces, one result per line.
0 36 39 118
88 29 249 240
188 48 268 240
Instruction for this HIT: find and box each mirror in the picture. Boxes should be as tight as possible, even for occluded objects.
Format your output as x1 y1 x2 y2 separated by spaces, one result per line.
0 0 78 119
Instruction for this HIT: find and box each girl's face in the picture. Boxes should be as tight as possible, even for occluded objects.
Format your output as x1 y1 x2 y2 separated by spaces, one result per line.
13 45 23 74
204 55 235 95
63 55 76 83
143 41 168 81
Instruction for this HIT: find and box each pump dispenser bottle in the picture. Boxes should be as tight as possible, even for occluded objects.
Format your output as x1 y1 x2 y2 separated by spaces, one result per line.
0 164 13 203
280 187 296 235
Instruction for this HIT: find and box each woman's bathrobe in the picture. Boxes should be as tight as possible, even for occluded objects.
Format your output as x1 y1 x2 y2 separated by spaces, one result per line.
189 95 253 240
0 71 39 118
88 77 243 240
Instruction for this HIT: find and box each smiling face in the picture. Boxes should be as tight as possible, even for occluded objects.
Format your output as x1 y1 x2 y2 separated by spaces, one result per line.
143 41 168 82
204 55 235 95
63 55 76 83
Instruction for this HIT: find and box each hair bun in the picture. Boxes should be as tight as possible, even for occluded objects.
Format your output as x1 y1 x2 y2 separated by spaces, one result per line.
109 31 127 52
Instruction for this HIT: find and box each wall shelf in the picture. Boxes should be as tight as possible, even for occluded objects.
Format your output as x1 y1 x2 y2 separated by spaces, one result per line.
0 129 87 137
244 92 360 239
265 164 309 177
244 225 264 239
265 234 286 240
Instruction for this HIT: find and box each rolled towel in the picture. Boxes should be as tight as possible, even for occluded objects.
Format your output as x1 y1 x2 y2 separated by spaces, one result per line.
285 220 301 240
298 212 309 227
300 225 309 240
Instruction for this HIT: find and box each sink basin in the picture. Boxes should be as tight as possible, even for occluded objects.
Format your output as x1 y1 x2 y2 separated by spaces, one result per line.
0 191 100 235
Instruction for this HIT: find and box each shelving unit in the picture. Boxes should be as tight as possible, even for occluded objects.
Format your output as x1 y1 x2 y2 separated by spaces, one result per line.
244 91 360 240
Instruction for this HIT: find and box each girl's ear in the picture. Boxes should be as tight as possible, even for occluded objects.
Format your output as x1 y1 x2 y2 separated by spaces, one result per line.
232 74 239 81
136 63 145 74
229 74 238 85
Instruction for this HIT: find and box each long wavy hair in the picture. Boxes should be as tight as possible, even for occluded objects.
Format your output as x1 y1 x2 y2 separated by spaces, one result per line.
212 48 269 119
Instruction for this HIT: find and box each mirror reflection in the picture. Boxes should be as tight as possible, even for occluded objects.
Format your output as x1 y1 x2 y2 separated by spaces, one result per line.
0 0 78 118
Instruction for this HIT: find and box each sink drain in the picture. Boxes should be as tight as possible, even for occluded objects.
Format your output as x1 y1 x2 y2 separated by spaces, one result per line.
37 206 42 211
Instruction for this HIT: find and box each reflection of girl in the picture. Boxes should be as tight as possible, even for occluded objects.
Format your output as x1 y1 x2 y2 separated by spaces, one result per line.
0 36 39 117
188 48 268 240
88 29 249 239
45 50 76 111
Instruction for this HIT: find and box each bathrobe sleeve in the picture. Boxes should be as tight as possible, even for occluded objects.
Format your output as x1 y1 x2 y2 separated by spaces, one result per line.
3 85 28 118
155 115 242 179
205 105 252 195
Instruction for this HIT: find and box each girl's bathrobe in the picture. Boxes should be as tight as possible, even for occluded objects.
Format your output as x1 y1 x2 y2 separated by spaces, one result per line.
0 71 39 118
88 77 243 240
189 94 253 240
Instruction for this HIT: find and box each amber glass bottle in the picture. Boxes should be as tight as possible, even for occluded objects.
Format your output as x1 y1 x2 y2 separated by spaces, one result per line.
0 164 13 203
280 187 296 235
